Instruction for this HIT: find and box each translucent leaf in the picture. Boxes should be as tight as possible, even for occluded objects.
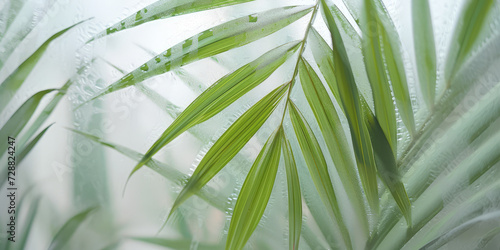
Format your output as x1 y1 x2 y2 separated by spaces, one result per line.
320 0 379 212
84 6 312 103
445 0 495 86
226 127 282 250
165 84 288 223
281 131 302 250
48 207 97 250
288 100 352 250
0 19 88 113
365 114 411 226
0 89 57 155
88 0 254 42
298 57 368 231
360 0 397 151
412 0 436 109
127 41 299 180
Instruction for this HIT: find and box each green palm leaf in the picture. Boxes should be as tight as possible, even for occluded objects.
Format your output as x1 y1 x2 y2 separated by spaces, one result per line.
48 207 97 250
360 0 397 151
126 41 299 181
445 0 495 86
0 89 56 155
281 131 302 250
0 19 88 113
412 0 436 110
298 57 368 232
320 0 379 213
83 5 312 104
226 127 282 250
165 84 288 224
288 100 352 250
88 0 254 42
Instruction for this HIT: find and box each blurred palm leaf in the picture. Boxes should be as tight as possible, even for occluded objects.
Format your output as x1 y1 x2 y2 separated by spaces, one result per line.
6 0 498 249
75 0 500 248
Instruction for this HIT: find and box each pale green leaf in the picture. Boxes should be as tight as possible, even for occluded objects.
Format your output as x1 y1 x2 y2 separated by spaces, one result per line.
165 84 288 222
226 127 282 250
364 0 415 135
288 100 352 250
360 0 397 151
320 0 379 212
127 41 299 180
0 19 88 113
84 6 312 103
67 129 227 211
421 211 500 250
17 123 53 164
412 0 436 110
281 131 302 250
17 197 41 250
445 0 495 86
298 57 368 231
378 23 415 136
48 207 97 250
18 61 93 148
370 90 500 249
0 89 57 155
131 237 220 250
88 0 254 42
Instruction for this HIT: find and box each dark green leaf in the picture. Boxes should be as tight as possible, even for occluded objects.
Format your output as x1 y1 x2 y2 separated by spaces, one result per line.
365 115 411 226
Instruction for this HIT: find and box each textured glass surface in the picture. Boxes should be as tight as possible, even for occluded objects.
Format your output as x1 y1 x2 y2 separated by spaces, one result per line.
0 0 499 249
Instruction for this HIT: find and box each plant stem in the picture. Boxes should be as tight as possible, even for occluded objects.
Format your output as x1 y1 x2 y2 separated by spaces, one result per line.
280 1 319 125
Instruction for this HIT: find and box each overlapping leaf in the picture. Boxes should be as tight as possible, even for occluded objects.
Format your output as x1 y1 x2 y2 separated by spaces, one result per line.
18 61 92 148
88 0 254 42
364 114 411 226
0 89 56 155
281 131 302 250
298 57 367 231
0 20 87 113
84 5 312 103
226 127 282 250
359 0 397 150
288 101 352 250
320 0 379 212
166 84 288 222
127 41 300 180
